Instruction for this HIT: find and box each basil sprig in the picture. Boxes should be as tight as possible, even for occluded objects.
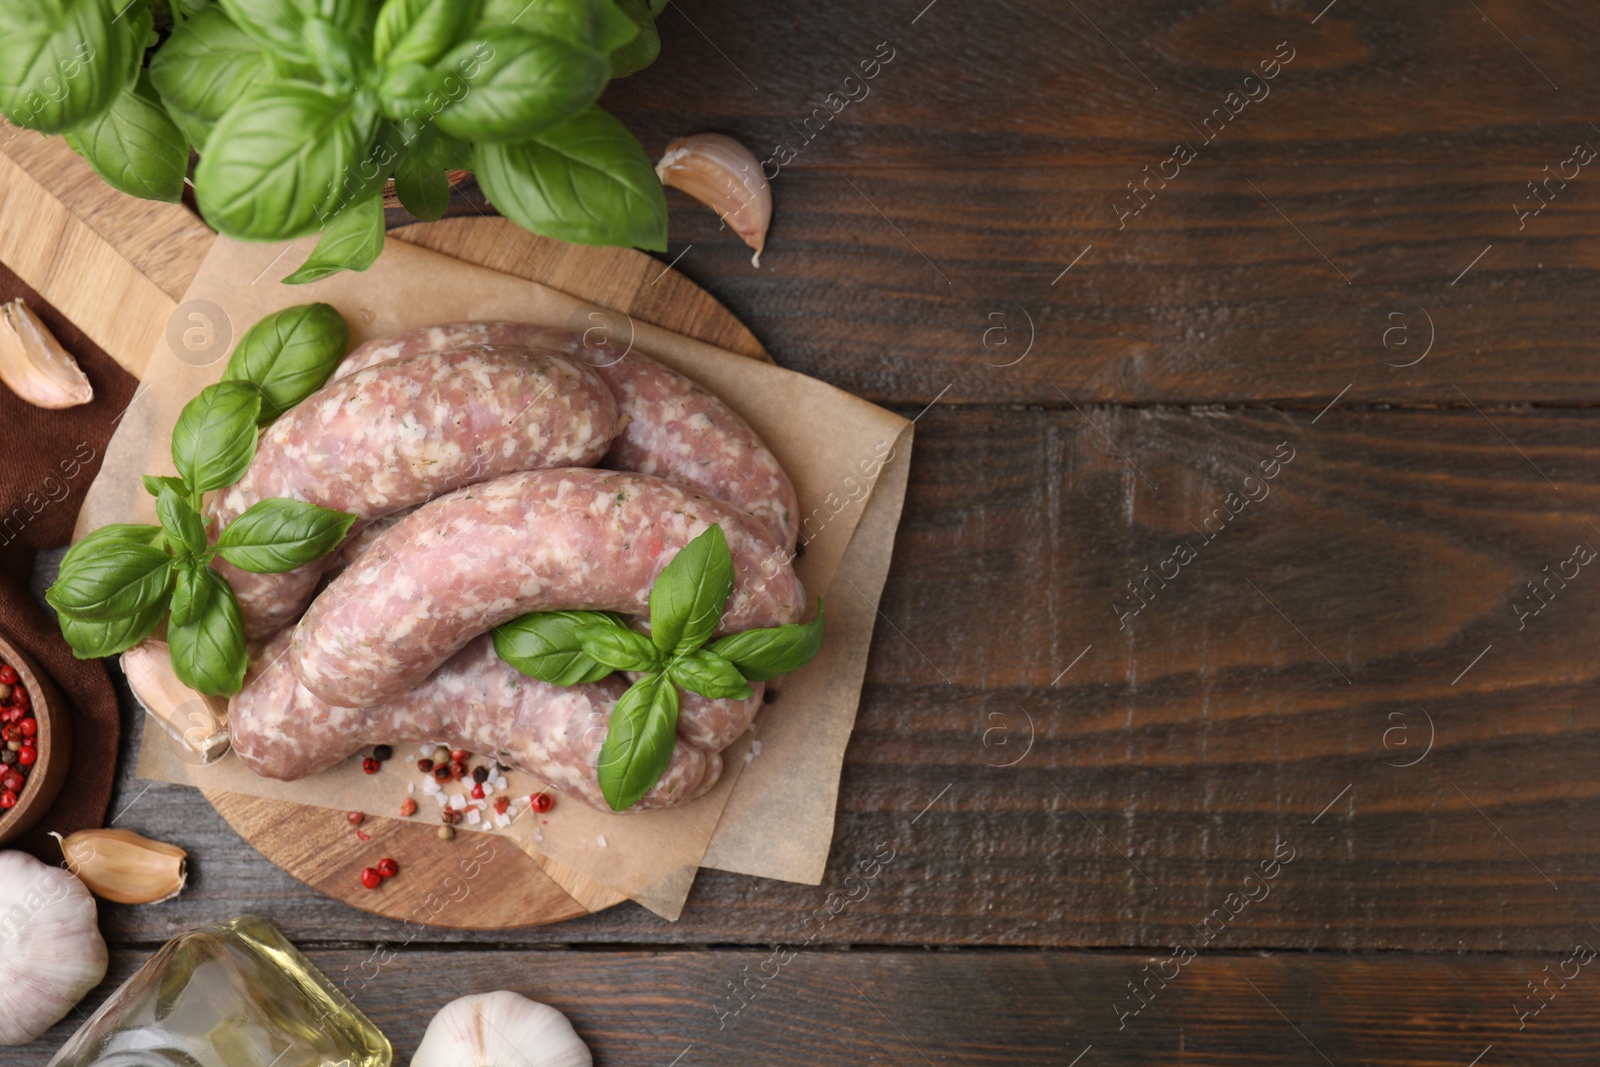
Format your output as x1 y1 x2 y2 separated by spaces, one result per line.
46 305 356 695
494 524 824 811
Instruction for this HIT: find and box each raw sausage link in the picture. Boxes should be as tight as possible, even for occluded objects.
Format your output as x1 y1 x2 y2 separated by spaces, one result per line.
212 346 619 638
336 321 799 548
230 630 722 810
291 469 803 708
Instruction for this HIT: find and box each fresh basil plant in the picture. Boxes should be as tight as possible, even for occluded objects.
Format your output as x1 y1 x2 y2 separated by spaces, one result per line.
46 304 357 695
495 524 825 811
1 0 670 283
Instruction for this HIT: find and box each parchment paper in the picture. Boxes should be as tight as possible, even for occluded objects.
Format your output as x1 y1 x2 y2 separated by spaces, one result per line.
87 234 913 920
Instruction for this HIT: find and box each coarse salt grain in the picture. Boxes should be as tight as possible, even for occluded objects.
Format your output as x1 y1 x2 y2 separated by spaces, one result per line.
751 740 763 756
406 783 415 795
449 793 466 811
494 776 507 789
596 835 608 848
494 812 510 828
466 809 481 825
743 751 754 763
422 777 440 795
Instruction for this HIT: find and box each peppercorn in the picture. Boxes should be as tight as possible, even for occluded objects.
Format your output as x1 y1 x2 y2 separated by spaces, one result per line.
359 867 382 890
17 746 35 767
0 665 17 686
472 766 489 784
18 717 35 737
372 744 393 762
2 770 22 792
399 798 417 817
0 790 15 810
376 857 398 879
346 811 364 826
449 748 469 763
0 749 14 765
494 796 510 816
531 791 554 813
470 783 485 800
361 757 380 774
437 825 455 840
0 683 11 702
432 746 450 763
417 758 434 773
432 764 451 782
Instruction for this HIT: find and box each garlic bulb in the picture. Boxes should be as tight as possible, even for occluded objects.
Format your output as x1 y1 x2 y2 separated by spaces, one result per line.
0 849 108 1045
0 298 93 409
412 991 591 1067
54 828 187 905
656 133 772 267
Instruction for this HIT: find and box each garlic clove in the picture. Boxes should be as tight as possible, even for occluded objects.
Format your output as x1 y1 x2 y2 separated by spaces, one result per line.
122 640 231 765
656 133 772 268
412 991 592 1067
0 298 93 409
53 828 188 905
0 849 108 1045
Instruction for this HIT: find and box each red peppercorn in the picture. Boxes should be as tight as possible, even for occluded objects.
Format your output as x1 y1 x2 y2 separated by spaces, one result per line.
346 811 364 825
0 789 14 810
400 798 417 817
0 665 17 685
359 867 382 890
531 791 553 813
450 749 469 763
376 857 398 879
12 686 28 707
432 764 451 782
470 783 485 799
361 757 380 774
18 718 35 738
2 770 22 792
494 796 510 815
417 758 434 773
16 746 35 768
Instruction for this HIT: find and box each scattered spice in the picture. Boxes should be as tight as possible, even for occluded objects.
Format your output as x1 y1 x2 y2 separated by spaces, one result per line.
376 857 398 879
359 867 382 890
472 766 489 784
399 797 417 817
494 796 510 816
372 744 393 762
470 783 485 800
449 749 469 763
531 791 553 814
345 811 364 826
437 825 455 841
417 758 434 773
361 757 380 775
432 764 452 782
0 660 36 817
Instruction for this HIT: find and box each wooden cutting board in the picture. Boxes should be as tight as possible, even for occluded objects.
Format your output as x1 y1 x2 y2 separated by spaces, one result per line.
0 127 769 928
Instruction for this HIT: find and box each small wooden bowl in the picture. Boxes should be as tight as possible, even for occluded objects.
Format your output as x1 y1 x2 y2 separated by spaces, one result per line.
0 632 71 846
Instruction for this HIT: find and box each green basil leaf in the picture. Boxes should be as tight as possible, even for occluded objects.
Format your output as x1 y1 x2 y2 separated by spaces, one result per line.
426 130 473 170
67 523 162 559
578 620 662 673
147 6 271 152
61 72 188 203
0 0 133 135
223 302 350 423
607 0 659 77
142 474 188 499
169 556 214 628
596 672 678 811
432 30 608 143
496 0 639 54
647 523 733 655
375 0 481 67
473 105 667 250
283 192 385 284
667 648 752 700
46 543 175 620
708 600 826 682
492 609 619 686
215 0 326 64
58 597 167 659
155 482 208 554
171 379 263 494
301 16 365 87
166 567 248 695
213 497 357 572
393 151 449 221
193 83 377 241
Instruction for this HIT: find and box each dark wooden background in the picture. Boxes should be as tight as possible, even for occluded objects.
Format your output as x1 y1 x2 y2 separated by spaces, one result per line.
23 0 1600 1062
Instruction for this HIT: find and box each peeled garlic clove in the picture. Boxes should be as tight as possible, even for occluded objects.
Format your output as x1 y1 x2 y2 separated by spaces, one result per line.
0 298 93 409
122 640 231 764
412 991 591 1067
656 133 772 267
0 849 108 1045
53 828 188 905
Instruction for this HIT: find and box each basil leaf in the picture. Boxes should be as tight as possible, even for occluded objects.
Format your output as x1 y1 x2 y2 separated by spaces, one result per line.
375 0 481 67
302 16 366 87
426 130 473 170
216 0 325 64
223 303 350 423
67 523 162 561
171 380 263 494
147 6 270 152
667 648 752 701
596 672 679 811
46 543 175 620
213 497 356 573
169 556 214 628
166 567 248 695
607 0 659 77
432 30 608 143
493 610 619 686
708 601 826 682
474 106 667 250
283 192 385 284
502 0 639 54
648 524 733 655
59 598 167 659
394 151 450 221
155 482 208 555
578 620 662 673
0 0 134 135
142 474 188 499
194 83 377 241
62 73 189 203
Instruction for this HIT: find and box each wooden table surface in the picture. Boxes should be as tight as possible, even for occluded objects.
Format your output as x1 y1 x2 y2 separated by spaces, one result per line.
22 0 1600 1063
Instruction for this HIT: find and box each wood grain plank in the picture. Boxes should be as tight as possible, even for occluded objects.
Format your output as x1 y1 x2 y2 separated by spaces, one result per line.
90 405 1600 951
23 948 1600 1065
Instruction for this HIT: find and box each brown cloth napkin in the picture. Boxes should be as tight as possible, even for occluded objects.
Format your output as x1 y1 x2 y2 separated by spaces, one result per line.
0 259 134 861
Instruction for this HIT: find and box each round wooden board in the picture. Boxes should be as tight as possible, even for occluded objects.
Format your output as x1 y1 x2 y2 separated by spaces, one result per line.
204 217 768 930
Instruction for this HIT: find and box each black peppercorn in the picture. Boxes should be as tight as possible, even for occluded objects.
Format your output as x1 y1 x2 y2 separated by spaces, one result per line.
372 744 393 762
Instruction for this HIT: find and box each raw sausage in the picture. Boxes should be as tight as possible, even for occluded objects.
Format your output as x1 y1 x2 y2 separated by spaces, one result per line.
291 469 803 708
230 630 724 810
212 346 619 637
336 321 799 548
